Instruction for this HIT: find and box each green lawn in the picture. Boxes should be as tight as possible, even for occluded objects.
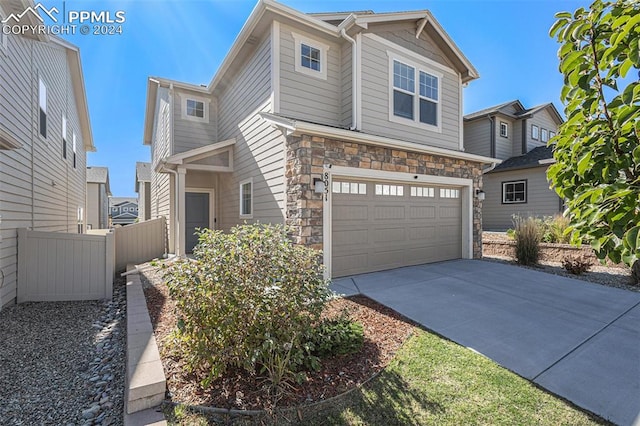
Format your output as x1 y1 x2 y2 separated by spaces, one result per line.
165 329 606 425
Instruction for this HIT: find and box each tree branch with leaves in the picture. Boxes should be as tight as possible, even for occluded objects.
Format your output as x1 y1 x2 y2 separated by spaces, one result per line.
548 0 640 281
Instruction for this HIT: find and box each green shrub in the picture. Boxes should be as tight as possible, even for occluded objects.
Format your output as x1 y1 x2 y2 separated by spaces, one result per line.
561 256 592 275
539 215 571 244
506 228 516 240
307 316 364 358
513 216 540 265
165 224 331 393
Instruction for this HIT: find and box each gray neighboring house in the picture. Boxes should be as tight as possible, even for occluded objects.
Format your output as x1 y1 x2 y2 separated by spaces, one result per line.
135 162 152 222
86 166 111 230
143 0 498 278
463 100 564 230
109 197 138 226
0 3 94 308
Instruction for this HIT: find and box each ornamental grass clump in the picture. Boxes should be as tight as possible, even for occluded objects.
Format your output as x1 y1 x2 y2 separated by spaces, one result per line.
165 224 331 399
513 215 541 266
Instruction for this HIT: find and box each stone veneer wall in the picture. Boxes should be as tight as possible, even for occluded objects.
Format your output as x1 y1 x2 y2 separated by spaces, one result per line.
285 134 485 258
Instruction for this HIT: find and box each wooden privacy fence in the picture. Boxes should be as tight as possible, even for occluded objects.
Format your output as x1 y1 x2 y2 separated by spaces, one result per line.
17 229 115 303
114 217 167 272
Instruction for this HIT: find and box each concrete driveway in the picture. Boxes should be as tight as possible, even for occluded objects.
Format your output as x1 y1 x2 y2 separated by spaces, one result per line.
331 259 640 426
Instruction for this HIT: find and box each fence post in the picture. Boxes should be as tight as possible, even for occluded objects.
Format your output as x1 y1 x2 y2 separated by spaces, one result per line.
16 228 27 303
104 231 115 300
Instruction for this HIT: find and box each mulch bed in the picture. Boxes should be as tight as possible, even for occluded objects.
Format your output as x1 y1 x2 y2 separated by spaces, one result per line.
138 263 415 411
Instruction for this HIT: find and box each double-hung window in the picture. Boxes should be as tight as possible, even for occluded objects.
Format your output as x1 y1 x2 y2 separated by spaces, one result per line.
390 57 441 131
62 116 67 159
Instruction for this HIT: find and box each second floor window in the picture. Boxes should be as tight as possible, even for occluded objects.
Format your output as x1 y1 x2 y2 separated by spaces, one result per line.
391 58 440 130
541 128 549 142
500 122 508 138
301 44 320 71
72 132 77 168
532 124 539 140
39 78 47 138
186 99 204 119
181 96 209 122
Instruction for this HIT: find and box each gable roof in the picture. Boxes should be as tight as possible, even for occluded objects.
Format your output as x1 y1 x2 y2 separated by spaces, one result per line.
488 145 554 173
86 166 112 196
143 1 478 145
135 162 151 192
464 100 564 125
464 100 525 121
110 197 138 208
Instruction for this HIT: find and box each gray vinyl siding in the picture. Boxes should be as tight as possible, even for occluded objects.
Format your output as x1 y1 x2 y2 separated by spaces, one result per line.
526 108 559 152
360 32 461 150
217 35 285 231
495 117 513 161
173 89 217 154
482 167 562 231
86 183 99 229
150 88 172 247
278 23 342 126
0 34 87 306
512 120 523 157
463 119 490 157
372 24 457 70
341 42 352 127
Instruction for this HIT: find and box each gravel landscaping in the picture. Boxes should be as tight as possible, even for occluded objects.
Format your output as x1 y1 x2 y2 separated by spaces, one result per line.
483 231 639 293
0 278 126 425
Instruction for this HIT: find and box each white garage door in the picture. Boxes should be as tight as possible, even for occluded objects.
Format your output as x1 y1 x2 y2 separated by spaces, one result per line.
331 178 462 277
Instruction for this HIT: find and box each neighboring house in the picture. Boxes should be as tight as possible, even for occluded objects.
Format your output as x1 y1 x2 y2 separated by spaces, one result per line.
135 162 152 222
142 0 497 278
109 197 138 226
86 166 111 230
463 100 564 230
0 4 94 308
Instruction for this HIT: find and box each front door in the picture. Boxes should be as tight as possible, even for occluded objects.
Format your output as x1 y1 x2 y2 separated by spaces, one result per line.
185 192 210 253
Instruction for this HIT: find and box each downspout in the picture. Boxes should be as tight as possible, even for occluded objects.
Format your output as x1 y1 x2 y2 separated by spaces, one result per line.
340 29 357 131
159 163 178 257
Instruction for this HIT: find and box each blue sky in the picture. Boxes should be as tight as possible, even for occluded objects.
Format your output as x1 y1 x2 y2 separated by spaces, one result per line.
43 0 586 197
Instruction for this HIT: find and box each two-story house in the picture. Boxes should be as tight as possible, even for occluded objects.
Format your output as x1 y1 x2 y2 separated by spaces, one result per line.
135 162 152 222
0 2 94 308
109 197 138 226
143 0 497 278
464 100 564 230
86 166 111 230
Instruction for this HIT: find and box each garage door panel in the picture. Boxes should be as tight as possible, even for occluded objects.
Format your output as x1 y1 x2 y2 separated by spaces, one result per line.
373 205 405 220
333 204 368 221
333 228 369 246
372 227 406 243
409 226 437 240
409 206 436 219
332 178 462 277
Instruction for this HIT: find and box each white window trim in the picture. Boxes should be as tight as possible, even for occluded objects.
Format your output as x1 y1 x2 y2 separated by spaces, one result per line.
387 52 443 134
291 32 329 81
541 128 549 143
502 180 527 204
500 121 508 138
179 94 210 123
239 178 253 219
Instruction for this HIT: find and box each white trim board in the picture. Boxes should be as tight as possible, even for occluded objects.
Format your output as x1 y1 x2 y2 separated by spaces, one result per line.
322 165 474 279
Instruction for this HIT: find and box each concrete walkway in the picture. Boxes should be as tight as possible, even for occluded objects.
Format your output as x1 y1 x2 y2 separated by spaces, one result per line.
331 259 640 426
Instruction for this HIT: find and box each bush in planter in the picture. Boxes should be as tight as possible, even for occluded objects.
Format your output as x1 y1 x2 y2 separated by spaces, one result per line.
306 315 364 358
512 215 541 265
165 224 331 393
562 256 592 275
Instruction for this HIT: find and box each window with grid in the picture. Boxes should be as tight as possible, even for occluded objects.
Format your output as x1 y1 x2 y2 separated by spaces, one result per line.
410 186 435 197
332 181 367 195
391 58 440 128
439 188 460 199
532 124 539 140
301 44 320 71
502 180 527 204
375 184 404 196
186 99 204 118
500 122 508 138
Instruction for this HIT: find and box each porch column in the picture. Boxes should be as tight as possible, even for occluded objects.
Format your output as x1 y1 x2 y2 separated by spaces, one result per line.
177 167 187 256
